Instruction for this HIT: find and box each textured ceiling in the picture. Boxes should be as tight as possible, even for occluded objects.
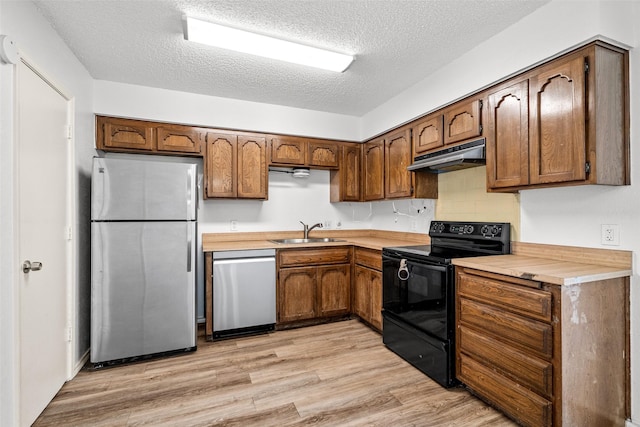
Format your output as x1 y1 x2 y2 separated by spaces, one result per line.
32 0 549 116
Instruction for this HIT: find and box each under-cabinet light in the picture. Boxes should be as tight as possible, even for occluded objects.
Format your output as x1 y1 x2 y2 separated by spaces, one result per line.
183 16 354 72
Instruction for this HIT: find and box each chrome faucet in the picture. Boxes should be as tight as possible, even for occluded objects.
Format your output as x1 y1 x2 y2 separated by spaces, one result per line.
300 221 323 239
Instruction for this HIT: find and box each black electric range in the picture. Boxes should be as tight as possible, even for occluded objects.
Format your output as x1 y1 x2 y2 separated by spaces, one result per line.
381 221 511 388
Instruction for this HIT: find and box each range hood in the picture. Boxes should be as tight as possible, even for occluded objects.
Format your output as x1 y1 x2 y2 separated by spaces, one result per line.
407 138 486 173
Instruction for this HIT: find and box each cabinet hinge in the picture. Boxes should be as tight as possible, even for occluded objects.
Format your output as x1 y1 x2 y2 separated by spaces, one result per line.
585 162 591 174
478 99 483 109
479 124 483 134
584 59 590 74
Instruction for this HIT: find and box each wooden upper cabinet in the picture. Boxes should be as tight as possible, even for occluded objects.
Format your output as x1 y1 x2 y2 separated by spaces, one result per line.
156 124 204 154
331 143 361 202
269 135 306 165
486 41 628 192
413 114 444 156
97 116 154 151
443 98 482 145
385 128 413 199
362 138 385 201
486 79 530 189
529 54 586 186
205 132 237 198
308 141 339 168
237 135 268 199
205 132 268 200
96 116 205 156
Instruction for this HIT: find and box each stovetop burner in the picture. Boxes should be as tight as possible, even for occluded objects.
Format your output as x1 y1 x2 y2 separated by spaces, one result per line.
383 221 511 263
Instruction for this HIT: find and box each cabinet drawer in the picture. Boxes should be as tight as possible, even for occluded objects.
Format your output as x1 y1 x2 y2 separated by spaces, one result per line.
459 326 552 398
354 247 382 271
278 247 351 267
458 271 551 322
459 354 552 427
459 298 552 358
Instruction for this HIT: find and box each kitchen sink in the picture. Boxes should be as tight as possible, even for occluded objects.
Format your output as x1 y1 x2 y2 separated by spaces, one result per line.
269 238 345 244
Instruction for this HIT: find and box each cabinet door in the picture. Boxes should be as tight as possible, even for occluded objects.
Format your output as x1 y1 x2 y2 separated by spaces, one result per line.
443 98 482 145
205 132 237 198
353 266 370 320
317 264 350 317
156 124 204 154
363 138 385 201
237 135 268 199
278 267 316 323
308 141 339 168
486 80 530 189
340 143 361 201
97 116 154 151
529 55 586 185
369 269 383 331
413 114 444 156
385 128 413 199
269 135 306 165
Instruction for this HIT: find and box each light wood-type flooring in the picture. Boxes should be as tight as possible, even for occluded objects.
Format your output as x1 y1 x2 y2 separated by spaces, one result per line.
35 319 517 426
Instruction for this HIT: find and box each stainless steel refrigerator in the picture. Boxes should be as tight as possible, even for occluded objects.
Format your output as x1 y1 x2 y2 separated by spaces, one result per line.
91 156 197 366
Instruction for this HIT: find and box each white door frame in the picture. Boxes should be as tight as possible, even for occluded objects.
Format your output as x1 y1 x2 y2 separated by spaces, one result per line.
12 54 76 424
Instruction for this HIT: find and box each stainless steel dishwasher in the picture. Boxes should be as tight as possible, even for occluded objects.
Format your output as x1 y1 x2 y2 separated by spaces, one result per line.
212 249 276 338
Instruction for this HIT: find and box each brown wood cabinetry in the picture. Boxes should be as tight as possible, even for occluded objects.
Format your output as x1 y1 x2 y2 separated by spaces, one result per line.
330 143 361 202
277 247 351 325
486 41 629 191
363 130 437 201
352 247 383 331
412 113 444 157
204 131 268 199
96 116 204 156
384 128 413 199
269 135 340 168
443 97 482 145
362 138 385 201
456 267 628 427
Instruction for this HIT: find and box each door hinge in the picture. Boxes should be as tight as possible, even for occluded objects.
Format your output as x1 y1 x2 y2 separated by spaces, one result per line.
584 59 590 74
66 226 72 241
66 125 73 140
66 327 73 342
585 162 591 174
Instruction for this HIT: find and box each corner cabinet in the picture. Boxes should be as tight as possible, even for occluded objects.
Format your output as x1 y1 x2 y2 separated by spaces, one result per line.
276 247 351 325
352 247 383 331
486 41 629 191
456 267 628 427
204 131 268 199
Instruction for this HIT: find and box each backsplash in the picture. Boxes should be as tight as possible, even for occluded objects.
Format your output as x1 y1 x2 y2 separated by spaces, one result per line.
435 166 520 241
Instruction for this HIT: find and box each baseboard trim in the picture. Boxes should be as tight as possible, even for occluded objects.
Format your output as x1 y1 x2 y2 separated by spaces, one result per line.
71 349 89 378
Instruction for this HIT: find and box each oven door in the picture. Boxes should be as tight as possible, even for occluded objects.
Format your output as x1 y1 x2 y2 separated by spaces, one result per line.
382 253 453 341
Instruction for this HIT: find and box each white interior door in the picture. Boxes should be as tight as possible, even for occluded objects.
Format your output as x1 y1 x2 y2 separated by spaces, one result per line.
17 60 71 426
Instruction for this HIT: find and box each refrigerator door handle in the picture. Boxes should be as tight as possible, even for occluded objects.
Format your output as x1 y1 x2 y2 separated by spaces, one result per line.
187 233 192 273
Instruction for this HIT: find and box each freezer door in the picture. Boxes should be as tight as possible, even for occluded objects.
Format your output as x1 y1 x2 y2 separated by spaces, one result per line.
92 157 197 221
91 221 196 363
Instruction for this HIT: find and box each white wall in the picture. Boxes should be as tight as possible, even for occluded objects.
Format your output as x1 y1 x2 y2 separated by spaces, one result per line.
361 0 640 422
0 1 95 425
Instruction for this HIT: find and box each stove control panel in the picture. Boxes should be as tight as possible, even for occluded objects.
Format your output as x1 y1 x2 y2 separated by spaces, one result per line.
429 221 509 240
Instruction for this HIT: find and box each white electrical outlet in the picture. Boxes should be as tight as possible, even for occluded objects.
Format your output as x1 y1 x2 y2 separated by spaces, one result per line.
324 220 332 229
230 220 238 232
601 224 620 246
410 219 418 231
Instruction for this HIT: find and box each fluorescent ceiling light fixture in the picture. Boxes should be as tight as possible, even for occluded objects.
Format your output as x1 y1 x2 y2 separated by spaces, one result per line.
183 16 354 72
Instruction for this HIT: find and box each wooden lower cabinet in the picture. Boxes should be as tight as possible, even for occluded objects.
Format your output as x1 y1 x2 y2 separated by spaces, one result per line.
352 247 383 331
456 267 628 427
277 247 351 325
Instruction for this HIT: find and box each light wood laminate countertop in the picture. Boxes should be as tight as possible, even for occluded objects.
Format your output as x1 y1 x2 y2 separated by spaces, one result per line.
202 229 429 252
453 241 632 286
